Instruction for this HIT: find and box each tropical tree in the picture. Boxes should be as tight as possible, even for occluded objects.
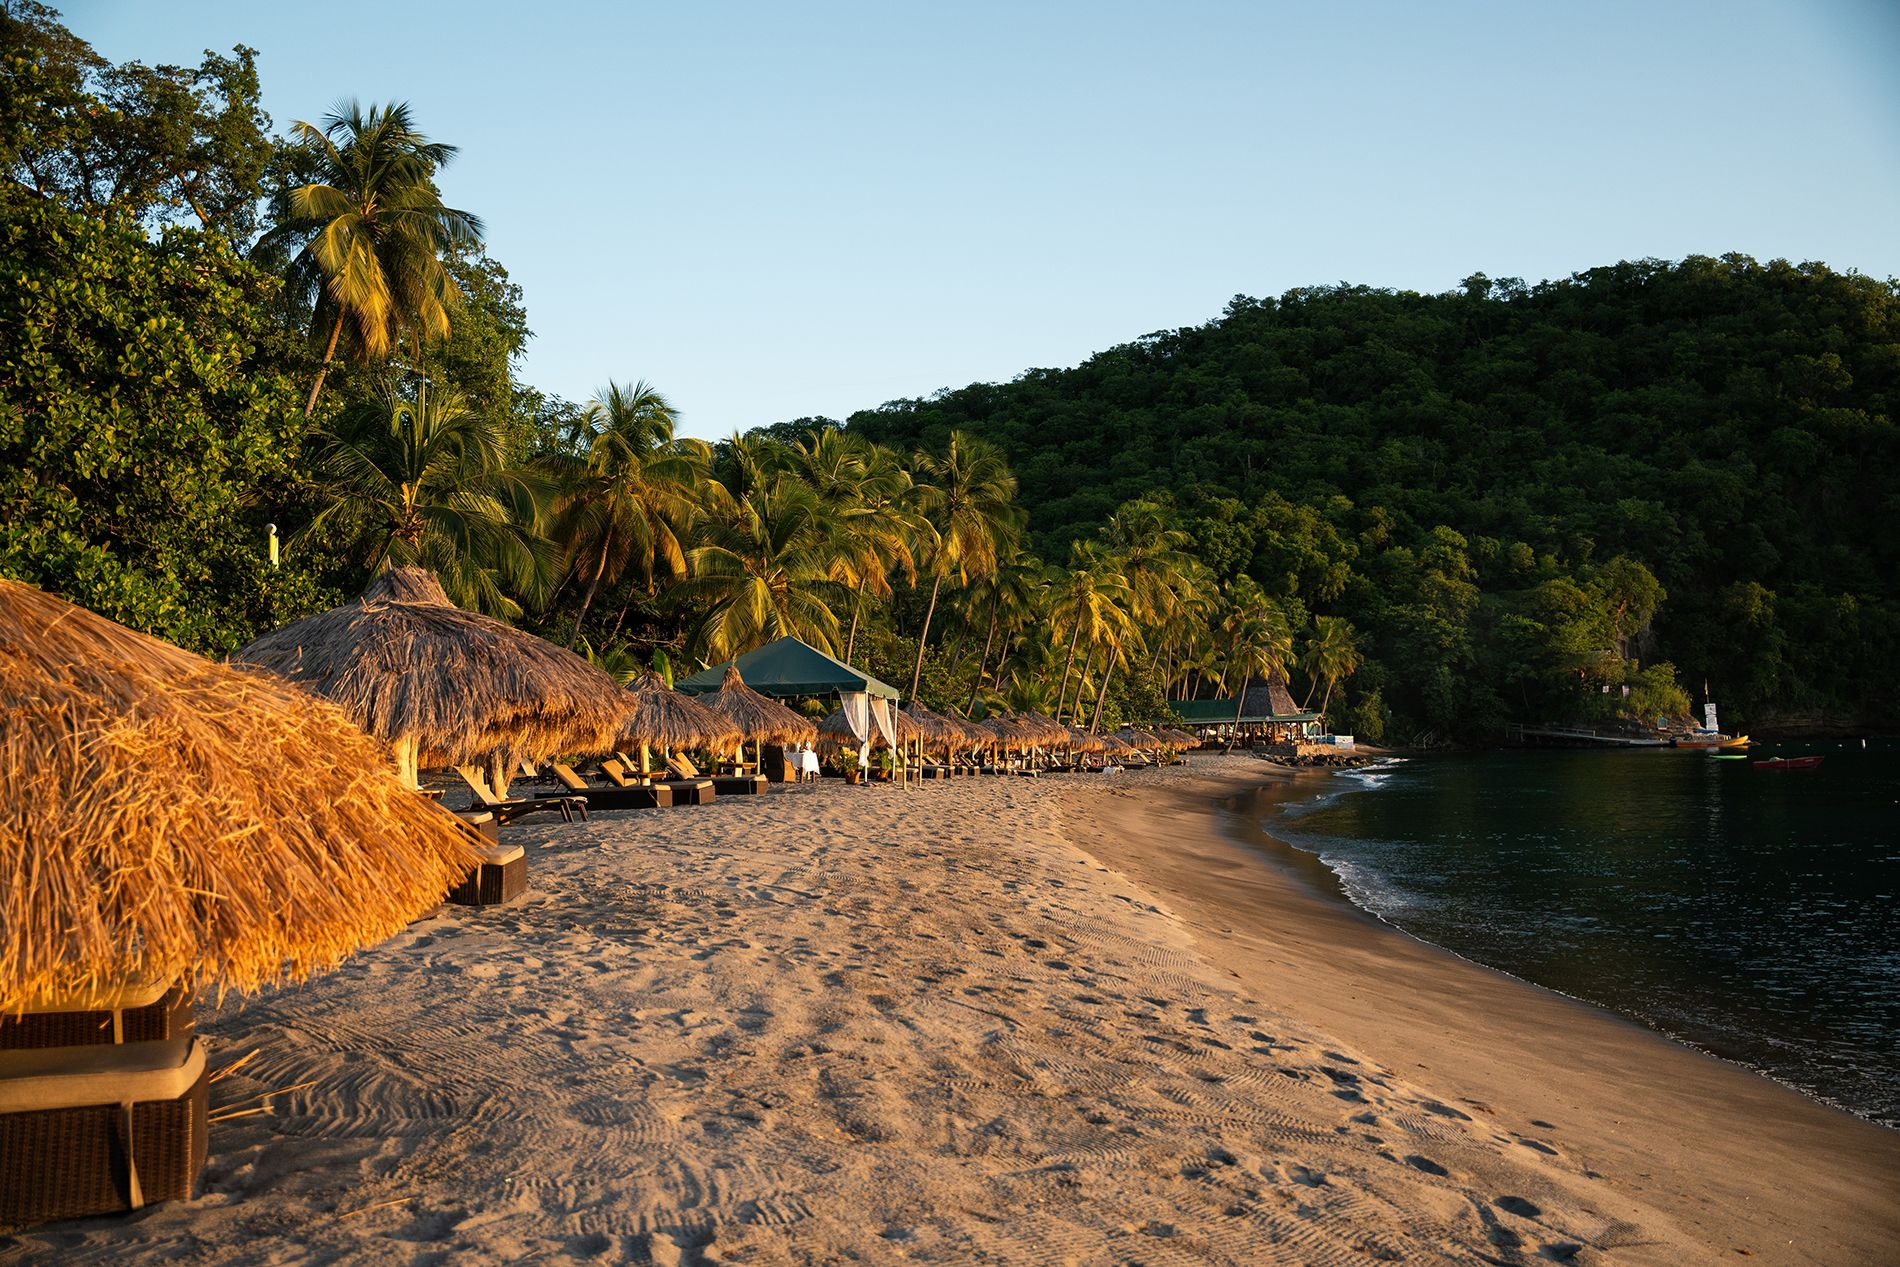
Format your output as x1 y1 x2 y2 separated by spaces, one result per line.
546 380 707 647
297 384 550 616
907 432 1019 699
260 100 483 415
1219 577 1296 731
1049 543 1135 724
960 557 1048 711
793 430 923 662
1301 615 1364 720
673 477 844 662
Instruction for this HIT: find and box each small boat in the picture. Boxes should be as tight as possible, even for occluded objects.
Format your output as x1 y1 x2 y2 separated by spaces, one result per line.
1753 755 1823 772
1674 732 1751 749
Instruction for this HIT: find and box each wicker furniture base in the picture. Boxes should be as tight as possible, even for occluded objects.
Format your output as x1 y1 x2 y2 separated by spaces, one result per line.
659 779 716 805
447 843 527 907
1 984 193 1051
0 1038 208 1227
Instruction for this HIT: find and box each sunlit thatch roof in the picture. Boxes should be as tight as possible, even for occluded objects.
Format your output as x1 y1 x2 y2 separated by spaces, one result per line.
0 579 479 1014
817 703 920 749
621 673 742 750
698 666 818 745
234 568 625 765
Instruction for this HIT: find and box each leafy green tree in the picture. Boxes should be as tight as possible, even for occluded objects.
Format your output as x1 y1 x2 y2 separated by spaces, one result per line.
0 183 326 651
261 100 483 414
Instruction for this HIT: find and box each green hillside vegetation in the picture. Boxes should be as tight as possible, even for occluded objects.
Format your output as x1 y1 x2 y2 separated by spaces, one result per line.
848 263 1900 737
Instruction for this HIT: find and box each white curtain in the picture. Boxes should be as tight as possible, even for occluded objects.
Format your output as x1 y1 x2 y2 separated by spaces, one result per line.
869 697 899 750
842 691 872 766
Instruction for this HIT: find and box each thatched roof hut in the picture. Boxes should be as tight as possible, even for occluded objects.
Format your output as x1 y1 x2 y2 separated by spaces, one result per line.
1015 712 1070 746
0 580 479 1013
698 666 817 746
621 673 742 751
981 716 1034 751
234 568 625 781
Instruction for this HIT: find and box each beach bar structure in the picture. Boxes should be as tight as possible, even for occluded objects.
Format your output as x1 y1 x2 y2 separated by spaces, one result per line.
1170 676 1323 745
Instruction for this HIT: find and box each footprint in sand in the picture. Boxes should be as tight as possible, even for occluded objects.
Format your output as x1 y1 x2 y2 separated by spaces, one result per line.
1404 1154 1449 1176
1496 1195 1542 1218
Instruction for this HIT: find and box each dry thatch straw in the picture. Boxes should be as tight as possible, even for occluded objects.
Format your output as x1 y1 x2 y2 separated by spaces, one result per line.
698 666 818 746
1015 712 1070 746
620 673 742 751
903 702 973 752
981 716 1034 752
0 579 480 1014
234 568 626 778
1066 725 1107 754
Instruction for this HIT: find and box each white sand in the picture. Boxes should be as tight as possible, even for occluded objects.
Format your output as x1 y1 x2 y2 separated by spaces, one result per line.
6 757 1893 1265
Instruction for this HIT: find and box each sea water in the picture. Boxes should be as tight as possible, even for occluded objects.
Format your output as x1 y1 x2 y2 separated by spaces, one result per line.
1260 746 1900 1126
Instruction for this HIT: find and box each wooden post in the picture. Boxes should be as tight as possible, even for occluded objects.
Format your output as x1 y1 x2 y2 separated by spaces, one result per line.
487 750 510 800
393 735 420 790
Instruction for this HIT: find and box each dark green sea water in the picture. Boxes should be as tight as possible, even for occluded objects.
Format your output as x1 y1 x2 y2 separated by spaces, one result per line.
1261 745 1900 1126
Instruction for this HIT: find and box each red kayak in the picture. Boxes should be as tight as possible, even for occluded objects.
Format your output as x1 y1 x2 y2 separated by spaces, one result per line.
1753 756 1824 771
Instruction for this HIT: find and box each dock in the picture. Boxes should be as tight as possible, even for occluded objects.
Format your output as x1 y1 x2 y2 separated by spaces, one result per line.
1504 724 1669 749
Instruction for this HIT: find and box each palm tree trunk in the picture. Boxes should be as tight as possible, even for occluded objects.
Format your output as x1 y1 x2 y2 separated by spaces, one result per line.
1089 643 1122 734
1319 675 1336 724
909 574 943 700
303 312 346 416
1053 618 1085 721
1230 672 1252 751
845 576 868 663
567 534 613 649
967 601 1001 713
1068 646 1097 725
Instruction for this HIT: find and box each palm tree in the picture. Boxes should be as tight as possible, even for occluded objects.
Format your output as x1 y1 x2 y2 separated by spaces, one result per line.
262 101 484 415
1301 615 1364 721
1049 543 1134 723
1218 577 1296 737
907 432 1019 699
793 431 922 663
961 558 1047 712
672 477 844 662
546 380 708 648
297 384 549 616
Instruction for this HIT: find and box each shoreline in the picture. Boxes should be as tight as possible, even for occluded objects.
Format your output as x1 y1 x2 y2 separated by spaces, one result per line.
1072 755 1900 1266
1235 759 1889 1129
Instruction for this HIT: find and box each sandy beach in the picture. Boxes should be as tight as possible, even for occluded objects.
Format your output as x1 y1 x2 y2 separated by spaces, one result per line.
7 756 1894 1265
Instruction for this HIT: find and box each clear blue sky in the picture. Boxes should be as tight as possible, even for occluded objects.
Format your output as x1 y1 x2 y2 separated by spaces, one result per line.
71 0 1900 440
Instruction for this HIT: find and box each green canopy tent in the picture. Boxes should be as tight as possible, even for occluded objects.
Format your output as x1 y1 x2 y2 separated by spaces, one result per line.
675 636 900 700
676 637 910 785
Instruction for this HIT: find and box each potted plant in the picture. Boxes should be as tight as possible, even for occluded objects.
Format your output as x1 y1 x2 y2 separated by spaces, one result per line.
828 751 862 784
871 749 895 782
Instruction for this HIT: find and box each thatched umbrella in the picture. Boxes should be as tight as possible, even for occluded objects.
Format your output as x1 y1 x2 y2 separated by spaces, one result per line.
235 568 626 789
1067 725 1107 754
982 716 1033 752
698 665 817 769
1016 712 1070 747
0 579 479 1013
620 673 742 774
900 701 954 750
938 709 992 750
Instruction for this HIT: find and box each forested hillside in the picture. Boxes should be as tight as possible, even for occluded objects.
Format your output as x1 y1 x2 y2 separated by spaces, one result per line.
848 259 1900 735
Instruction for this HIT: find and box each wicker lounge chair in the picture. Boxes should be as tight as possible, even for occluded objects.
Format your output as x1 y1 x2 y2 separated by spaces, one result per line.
670 753 765 796
453 766 587 825
550 762 673 810
613 753 715 806
0 1036 209 1225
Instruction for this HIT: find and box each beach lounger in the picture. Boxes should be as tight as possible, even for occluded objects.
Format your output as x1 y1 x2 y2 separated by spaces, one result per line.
670 753 765 796
446 841 527 907
0 1036 209 1225
1 979 193 1051
550 762 673 810
453 766 587 825
605 758 714 806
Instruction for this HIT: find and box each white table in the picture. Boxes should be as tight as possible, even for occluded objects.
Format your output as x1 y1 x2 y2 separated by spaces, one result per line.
791 749 821 781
